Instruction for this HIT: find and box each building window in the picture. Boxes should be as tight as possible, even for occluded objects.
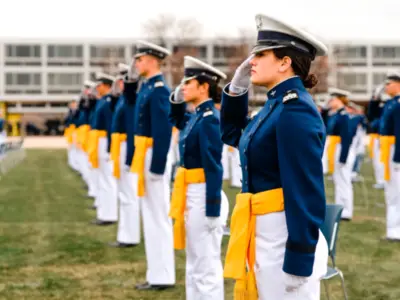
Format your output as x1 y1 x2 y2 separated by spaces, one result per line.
5 44 41 66
373 46 400 59
5 73 41 86
337 72 367 93
334 46 367 59
48 45 83 58
48 73 83 86
90 45 126 67
373 73 387 85
5 73 42 94
213 45 237 59
6 44 41 57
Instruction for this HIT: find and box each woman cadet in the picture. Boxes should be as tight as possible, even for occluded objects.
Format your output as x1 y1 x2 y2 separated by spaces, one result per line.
326 88 357 221
222 13 329 300
169 56 229 300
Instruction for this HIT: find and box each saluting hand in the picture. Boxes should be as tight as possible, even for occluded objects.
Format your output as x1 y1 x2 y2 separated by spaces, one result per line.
229 55 254 95
170 84 185 104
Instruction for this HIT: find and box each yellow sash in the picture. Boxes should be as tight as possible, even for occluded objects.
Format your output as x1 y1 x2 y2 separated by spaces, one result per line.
327 135 341 174
80 125 91 152
380 135 396 181
224 188 284 300
368 134 379 159
130 136 154 197
169 167 206 250
66 125 76 145
88 130 106 169
110 133 127 179
228 146 235 153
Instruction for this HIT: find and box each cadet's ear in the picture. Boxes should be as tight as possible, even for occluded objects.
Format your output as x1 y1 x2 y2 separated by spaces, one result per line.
278 56 292 73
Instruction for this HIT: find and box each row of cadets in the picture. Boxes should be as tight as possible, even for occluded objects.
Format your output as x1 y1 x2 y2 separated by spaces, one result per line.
108 63 141 247
222 13 329 299
347 102 368 182
222 144 242 188
316 100 330 175
89 72 119 225
367 84 387 189
64 100 79 170
326 88 357 221
75 81 97 190
129 41 176 290
0 112 6 144
169 56 230 299
379 72 400 242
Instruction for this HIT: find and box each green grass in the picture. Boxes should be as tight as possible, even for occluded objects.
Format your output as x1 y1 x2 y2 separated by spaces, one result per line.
0 149 398 299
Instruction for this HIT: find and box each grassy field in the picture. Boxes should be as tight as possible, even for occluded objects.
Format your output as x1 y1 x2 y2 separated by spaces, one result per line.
0 150 399 299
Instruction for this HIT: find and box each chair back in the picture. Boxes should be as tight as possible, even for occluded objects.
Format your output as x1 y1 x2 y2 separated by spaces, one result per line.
320 204 344 264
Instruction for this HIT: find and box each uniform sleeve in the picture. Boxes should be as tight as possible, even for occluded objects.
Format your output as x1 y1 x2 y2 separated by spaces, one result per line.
276 101 326 277
123 81 138 105
339 114 352 164
150 87 173 174
93 106 105 131
169 97 191 130
394 103 400 163
199 114 223 217
111 105 123 134
220 83 250 147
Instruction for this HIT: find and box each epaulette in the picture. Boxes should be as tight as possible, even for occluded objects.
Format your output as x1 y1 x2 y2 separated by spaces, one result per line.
282 90 299 103
203 110 213 117
154 81 165 88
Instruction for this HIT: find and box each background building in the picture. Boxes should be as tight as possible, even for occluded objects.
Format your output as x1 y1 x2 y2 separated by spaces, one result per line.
0 37 399 134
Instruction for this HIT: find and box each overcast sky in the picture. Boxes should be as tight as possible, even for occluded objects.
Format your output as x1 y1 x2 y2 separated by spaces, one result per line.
1 0 399 42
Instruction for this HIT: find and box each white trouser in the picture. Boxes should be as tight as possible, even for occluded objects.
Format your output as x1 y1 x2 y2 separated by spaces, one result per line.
185 184 229 300
229 148 242 188
333 143 356 219
255 211 328 300
79 149 90 184
67 146 73 168
116 142 141 244
222 145 230 180
96 137 118 222
384 145 400 239
89 165 98 199
71 144 80 172
322 139 329 175
141 148 175 285
117 168 140 244
373 138 385 185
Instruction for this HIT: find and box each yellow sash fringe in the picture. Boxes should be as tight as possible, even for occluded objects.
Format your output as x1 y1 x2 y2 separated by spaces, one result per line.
169 167 206 250
130 136 154 197
380 135 396 181
327 135 341 174
110 133 127 179
224 188 285 300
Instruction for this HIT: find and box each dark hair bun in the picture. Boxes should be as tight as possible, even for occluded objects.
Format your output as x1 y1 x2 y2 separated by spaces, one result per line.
303 74 318 89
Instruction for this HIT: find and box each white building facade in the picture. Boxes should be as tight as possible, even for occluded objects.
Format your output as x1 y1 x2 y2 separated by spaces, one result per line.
0 38 399 114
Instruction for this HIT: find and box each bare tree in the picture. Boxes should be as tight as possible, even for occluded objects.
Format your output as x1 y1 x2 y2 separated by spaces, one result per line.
142 14 204 87
309 55 330 95
141 14 176 45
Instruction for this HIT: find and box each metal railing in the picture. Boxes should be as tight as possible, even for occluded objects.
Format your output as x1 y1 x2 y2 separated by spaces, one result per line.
0 138 25 177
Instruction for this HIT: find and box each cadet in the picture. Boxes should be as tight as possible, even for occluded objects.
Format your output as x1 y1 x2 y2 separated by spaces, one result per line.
130 41 175 290
0 112 6 143
222 13 328 299
64 100 79 171
90 72 118 225
326 88 356 220
380 72 400 241
86 85 101 200
367 85 386 189
109 63 141 247
76 81 96 187
169 56 229 300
